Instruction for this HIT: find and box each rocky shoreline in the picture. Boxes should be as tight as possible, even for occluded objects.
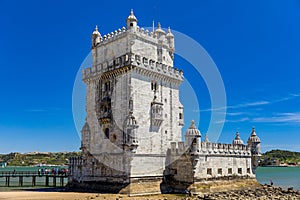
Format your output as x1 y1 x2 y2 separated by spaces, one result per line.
196 184 300 200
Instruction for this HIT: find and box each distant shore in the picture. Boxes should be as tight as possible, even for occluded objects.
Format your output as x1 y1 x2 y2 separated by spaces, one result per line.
259 165 300 167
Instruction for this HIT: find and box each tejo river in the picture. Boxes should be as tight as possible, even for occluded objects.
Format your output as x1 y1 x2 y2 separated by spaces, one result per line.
256 166 300 190
0 166 299 190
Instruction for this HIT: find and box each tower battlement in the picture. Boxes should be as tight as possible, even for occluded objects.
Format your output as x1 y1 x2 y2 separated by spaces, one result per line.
82 53 183 83
170 141 251 156
92 26 172 51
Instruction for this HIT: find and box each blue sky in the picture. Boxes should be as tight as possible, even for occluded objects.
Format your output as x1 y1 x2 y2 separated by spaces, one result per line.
0 0 300 153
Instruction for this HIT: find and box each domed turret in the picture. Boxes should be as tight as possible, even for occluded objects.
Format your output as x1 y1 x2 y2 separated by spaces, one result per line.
155 22 166 40
233 132 244 145
185 120 201 151
91 25 102 48
126 9 138 30
166 27 174 49
247 127 261 173
248 127 261 143
185 120 201 136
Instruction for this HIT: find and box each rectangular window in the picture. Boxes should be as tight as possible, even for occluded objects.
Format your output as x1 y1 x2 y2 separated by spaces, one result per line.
104 82 110 92
218 168 222 175
228 168 232 175
207 168 212 175
238 168 242 174
247 168 250 174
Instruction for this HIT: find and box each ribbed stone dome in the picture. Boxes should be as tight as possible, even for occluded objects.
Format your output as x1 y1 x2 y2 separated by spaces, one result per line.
166 27 174 38
248 127 260 143
233 132 244 145
126 9 137 22
185 120 201 136
92 25 101 36
155 22 166 35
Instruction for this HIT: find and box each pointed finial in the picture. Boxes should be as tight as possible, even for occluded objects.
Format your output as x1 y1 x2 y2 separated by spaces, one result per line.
251 126 257 136
235 131 241 139
92 25 101 36
157 22 161 29
168 27 171 33
127 9 137 23
189 120 196 129
204 134 209 142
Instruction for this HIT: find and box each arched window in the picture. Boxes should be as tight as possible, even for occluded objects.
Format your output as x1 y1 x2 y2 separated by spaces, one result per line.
104 128 109 139
179 113 183 119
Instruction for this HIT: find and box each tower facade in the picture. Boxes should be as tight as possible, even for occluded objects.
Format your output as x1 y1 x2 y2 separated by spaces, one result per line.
69 10 184 192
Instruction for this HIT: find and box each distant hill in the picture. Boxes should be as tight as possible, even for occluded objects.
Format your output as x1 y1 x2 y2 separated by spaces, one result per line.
0 152 82 166
260 149 300 166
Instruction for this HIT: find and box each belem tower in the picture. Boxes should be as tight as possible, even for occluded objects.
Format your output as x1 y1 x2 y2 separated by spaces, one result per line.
68 10 261 194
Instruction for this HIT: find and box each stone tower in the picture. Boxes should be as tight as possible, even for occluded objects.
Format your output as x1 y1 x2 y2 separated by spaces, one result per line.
70 10 184 193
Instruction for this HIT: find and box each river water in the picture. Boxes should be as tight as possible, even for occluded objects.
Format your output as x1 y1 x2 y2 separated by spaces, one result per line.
0 166 299 190
256 166 300 190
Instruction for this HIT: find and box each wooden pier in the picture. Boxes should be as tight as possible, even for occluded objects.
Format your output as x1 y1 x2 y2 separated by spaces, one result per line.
0 171 68 187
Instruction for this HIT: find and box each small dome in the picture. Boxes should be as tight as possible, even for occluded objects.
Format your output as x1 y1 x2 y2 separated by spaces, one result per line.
248 127 260 143
126 9 138 23
185 120 201 136
155 22 166 35
233 132 244 145
92 25 101 36
166 27 174 38
81 122 90 133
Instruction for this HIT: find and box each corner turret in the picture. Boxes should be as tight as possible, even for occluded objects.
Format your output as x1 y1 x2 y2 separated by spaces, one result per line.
155 22 166 39
247 127 261 173
166 27 175 60
91 25 102 49
126 9 138 31
185 120 201 154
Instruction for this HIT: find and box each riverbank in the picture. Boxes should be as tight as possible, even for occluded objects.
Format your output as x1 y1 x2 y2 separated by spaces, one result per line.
206 184 300 200
0 185 299 200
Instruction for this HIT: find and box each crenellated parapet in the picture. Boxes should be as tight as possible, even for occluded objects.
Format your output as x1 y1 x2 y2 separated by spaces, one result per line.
169 141 251 157
199 142 251 156
91 25 173 52
82 53 183 84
